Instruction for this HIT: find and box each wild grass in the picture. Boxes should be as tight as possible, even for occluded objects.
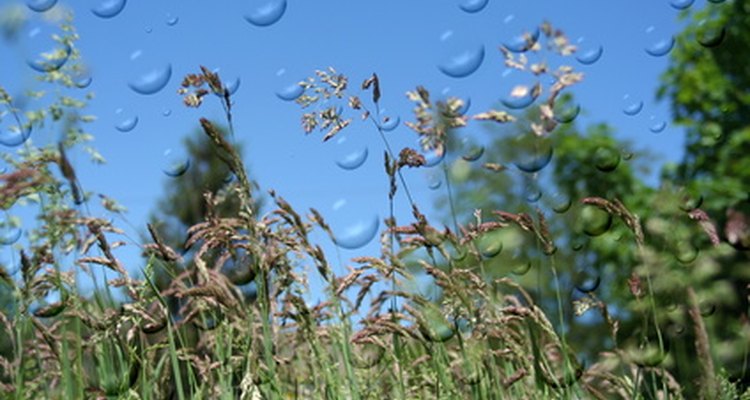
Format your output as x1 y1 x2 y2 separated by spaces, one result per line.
0 12 748 400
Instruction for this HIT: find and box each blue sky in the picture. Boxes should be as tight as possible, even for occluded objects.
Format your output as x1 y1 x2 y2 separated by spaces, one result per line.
0 0 716 295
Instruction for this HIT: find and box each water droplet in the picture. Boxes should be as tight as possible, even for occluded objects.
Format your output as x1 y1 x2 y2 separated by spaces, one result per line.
458 0 488 13
511 134 554 173
162 109 172 117
571 237 587 251
510 253 532 275
127 50 172 95
75 76 92 89
25 23 71 72
91 0 127 19
699 301 716 317
573 265 601 293
330 199 379 250
144 26 152 34
502 83 539 109
696 19 726 48
644 26 675 57
575 41 604 65
162 148 190 177
622 95 643 116
165 13 179 26
427 176 442 190
224 77 241 95
0 218 22 245
336 147 368 170
460 137 484 162
707 0 725 3
674 241 698 264
438 42 485 78
0 109 32 147
274 68 304 101
679 191 703 211
593 146 621 172
503 26 540 53
457 97 471 115
379 114 400 132
579 205 612 237
553 102 580 123
26 0 57 12
114 109 138 132
419 144 446 167
477 233 502 258
551 192 572 213
649 117 667 133
244 0 287 27
669 0 695 10
525 187 542 203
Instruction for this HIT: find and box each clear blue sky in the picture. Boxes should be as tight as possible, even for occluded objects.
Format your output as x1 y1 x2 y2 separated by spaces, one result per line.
1 0 711 296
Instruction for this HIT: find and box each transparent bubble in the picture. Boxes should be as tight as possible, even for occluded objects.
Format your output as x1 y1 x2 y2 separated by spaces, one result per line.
330 199 379 250
436 29 484 78
161 148 190 178
144 26 152 34
0 109 32 147
696 19 726 48
501 83 539 109
622 95 643 116
0 218 22 245
274 68 304 101
553 102 580 124
644 26 675 57
550 192 572 213
244 0 287 27
458 0 488 13
427 176 442 190
573 265 601 293
336 147 368 171
26 0 57 12
593 146 621 172
165 13 179 26
477 233 502 258
418 306 454 342
649 118 667 133
25 23 71 72
460 137 484 162
162 109 171 117
575 41 604 65
511 134 554 173
510 251 532 275
525 187 542 203
91 0 127 19
224 77 241 95
699 301 716 317
571 237 587 251
579 205 613 237
378 114 400 132
114 109 138 132
502 26 540 53
669 0 695 10
127 50 172 95
419 144 446 167
674 240 699 264
457 97 471 115
75 76 93 89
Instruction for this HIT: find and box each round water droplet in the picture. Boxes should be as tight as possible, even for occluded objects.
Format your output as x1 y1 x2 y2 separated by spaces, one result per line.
622 95 643 116
127 50 172 95
571 237 587 251
165 13 179 26
502 85 539 110
696 19 726 48
224 77 241 95
674 240 698 264
162 148 190 177
525 187 542 203
679 191 703 211
457 97 471 115
699 301 716 317
91 0 127 18
379 115 400 132
25 23 71 72
573 265 601 293
575 42 604 65
458 0 488 13
162 109 172 117
553 102 580 123
0 109 32 147
330 199 379 250
593 146 621 172
511 134 554 173
114 109 138 132
644 26 675 57
274 68 304 101
26 0 57 12
438 43 485 78
510 251 532 275
551 192 572 213
336 147 368 170
75 76 92 89
144 26 152 34
649 118 667 133
477 233 502 258
579 205 612 237
670 0 695 10
460 137 484 162
0 218 22 245
427 176 442 190
503 26 540 53
419 144 446 168
244 0 287 27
